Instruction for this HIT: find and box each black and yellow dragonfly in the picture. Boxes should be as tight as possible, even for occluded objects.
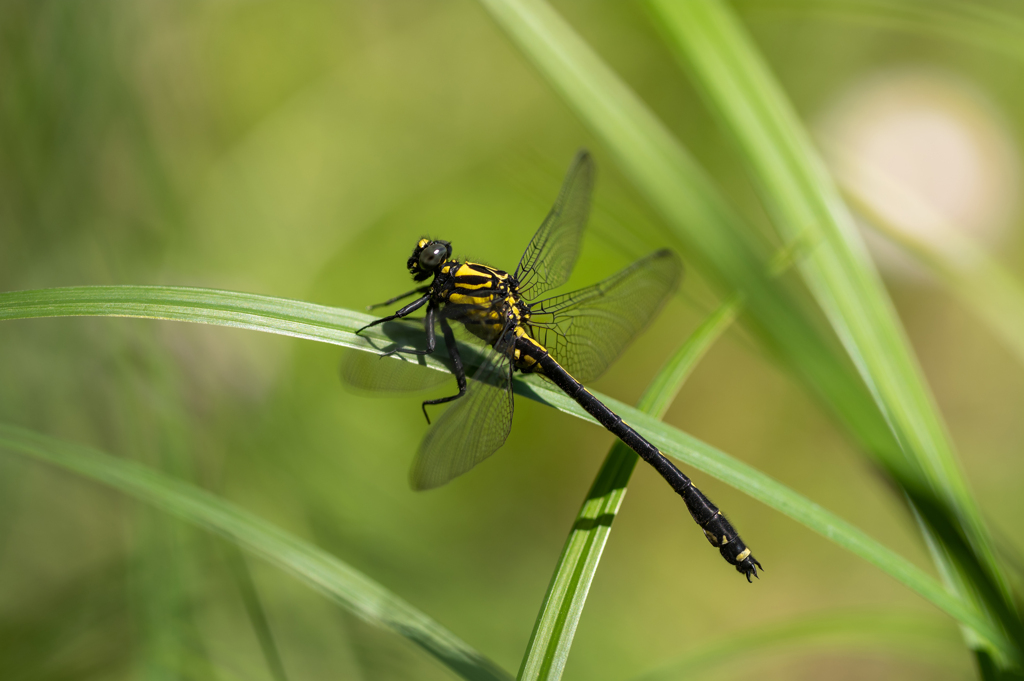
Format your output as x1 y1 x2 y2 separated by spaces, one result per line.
350 151 761 581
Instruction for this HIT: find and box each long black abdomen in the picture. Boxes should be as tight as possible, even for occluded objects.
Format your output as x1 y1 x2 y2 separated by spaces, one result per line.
535 351 762 581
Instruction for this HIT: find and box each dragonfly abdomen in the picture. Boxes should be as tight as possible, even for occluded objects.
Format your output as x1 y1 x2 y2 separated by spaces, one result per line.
535 353 762 581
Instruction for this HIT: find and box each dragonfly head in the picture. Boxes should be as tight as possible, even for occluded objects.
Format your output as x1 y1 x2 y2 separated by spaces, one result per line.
408 238 452 281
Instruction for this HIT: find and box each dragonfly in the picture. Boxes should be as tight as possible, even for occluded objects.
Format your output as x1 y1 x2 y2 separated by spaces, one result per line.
350 151 761 581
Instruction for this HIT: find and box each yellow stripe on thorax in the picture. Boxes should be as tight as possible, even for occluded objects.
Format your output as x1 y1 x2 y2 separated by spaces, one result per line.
455 280 492 291
456 262 507 280
455 262 493 276
448 292 497 307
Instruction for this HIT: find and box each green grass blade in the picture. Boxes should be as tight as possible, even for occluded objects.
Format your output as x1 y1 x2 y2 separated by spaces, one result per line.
517 298 740 681
648 0 1018 661
0 285 1009 654
0 424 512 681
0 285 369 347
0 285 445 369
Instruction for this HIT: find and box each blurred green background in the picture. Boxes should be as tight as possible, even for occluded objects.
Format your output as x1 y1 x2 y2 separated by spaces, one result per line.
1 1 1022 679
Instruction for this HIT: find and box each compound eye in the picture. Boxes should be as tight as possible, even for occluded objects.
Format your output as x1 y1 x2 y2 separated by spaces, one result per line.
419 243 447 269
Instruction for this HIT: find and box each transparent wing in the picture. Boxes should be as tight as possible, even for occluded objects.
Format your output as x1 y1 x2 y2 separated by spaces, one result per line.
527 249 683 384
514 150 595 300
410 340 515 490
340 318 452 393
340 349 453 393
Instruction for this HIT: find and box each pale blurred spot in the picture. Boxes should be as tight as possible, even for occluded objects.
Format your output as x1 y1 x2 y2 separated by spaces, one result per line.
817 69 1020 277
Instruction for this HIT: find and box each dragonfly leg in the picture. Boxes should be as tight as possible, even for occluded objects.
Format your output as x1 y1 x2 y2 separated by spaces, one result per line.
420 318 467 424
380 303 437 358
366 285 431 310
356 294 429 334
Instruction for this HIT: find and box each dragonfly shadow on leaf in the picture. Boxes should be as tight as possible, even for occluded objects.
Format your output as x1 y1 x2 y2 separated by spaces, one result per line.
340 319 490 395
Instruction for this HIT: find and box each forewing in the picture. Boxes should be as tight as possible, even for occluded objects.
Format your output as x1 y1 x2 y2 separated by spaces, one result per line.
514 151 595 300
527 249 683 384
410 344 515 490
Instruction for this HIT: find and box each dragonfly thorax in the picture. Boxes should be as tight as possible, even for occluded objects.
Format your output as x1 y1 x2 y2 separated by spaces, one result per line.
433 259 530 348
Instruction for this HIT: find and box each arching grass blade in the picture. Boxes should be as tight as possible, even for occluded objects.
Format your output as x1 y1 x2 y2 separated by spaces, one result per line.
0 285 1010 657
